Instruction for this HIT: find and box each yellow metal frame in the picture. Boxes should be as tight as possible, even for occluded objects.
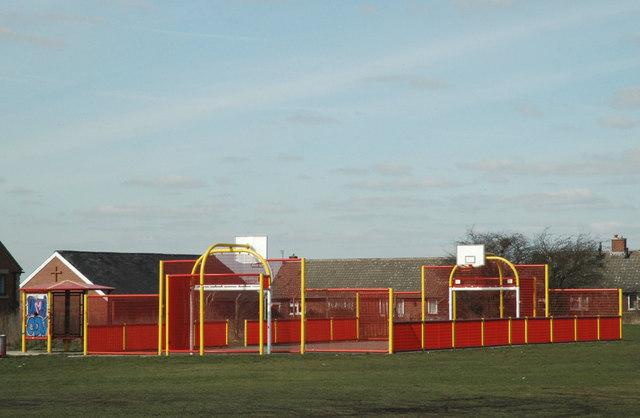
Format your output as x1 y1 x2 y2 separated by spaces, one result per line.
619 289 623 339
388 288 394 354
47 291 52 353
190 243 272 356
448 256 520 320
21 291 26 353
83 294 88 355
157 260 164 355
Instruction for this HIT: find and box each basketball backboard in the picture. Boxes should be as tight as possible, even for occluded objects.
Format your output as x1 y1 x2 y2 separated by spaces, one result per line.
456 244 485 268
235 235 268 264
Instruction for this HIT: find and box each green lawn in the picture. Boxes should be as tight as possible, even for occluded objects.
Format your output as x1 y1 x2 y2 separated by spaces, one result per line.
2 326 640 417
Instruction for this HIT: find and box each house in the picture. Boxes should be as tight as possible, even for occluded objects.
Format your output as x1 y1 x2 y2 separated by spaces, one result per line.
601 235 640 315
0 241 23 313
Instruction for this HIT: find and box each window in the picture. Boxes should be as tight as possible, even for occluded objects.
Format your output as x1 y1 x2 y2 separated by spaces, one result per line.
428 299 438 315
570 296 589 311
289 301 301 316
629 295 639 311
396 300 405 317
0 273 6 296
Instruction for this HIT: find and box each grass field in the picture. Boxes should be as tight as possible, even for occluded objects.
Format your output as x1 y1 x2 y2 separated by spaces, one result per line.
2 326 640 417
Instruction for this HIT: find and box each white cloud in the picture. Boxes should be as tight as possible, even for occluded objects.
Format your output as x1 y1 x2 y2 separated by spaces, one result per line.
610 86 640 109
516 188 615 211
318 195 436 212
258 204 290 213
459 148 640 176
0 23 64 48
373 162 412 177
80 202 149 217
121 174 205 189
336 167 369 176
7 186 37 196
454 0 518 12
598 115 635 129
453 188 619 212
100 91 165 102
371 75 447 90
348 176 458 191
286 111 338 125
516 106 542 117
277 153 303 162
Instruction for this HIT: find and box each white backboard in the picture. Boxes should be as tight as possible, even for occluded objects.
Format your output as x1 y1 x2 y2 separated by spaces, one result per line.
235 235 268 263
456 244 485 268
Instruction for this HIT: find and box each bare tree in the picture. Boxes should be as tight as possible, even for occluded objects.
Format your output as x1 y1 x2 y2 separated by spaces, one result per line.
455 228 530 264
455 228 604 289
529 229 604 289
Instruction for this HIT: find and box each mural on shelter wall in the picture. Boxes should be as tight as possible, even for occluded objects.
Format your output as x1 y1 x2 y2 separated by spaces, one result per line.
26 294 48 338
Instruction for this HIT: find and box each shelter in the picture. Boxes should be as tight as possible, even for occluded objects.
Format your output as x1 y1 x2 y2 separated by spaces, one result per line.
20 280 115 352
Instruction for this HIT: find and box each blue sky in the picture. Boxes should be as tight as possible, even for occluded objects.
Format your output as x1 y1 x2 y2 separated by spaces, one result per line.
2 0 640 276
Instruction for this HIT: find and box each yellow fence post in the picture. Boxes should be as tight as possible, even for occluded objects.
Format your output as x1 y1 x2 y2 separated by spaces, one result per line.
481 318 485 347
21 291 26 353
619 289 623 340
597 315 601 341
83 293 88 355
452 320 456 349
388 288 393 354
525 317 528 345
330 318 334 342
47 291 52 354
550 316 554 343
244 319 248 347
574 316 578 342
123 323 127 351
259 274 264 355
226 319 229 346
508 317 512 345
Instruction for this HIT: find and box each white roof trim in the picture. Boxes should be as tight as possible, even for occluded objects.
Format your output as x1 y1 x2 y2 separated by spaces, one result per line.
20 251 107 295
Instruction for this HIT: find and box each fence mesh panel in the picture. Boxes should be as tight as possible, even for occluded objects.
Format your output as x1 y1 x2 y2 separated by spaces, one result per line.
548 289 620 317
87 294 159 354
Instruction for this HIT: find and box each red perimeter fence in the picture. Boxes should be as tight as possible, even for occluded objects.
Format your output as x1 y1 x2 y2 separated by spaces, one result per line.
87 294 159 355
83 258 622 355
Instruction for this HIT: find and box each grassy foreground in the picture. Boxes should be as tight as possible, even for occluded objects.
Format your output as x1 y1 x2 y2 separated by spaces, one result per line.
2 326 640 417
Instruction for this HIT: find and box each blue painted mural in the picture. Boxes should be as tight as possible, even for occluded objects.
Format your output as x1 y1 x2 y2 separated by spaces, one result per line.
26 294 48 338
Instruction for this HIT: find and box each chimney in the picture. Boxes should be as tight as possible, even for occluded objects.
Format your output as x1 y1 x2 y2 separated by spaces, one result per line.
611 234 628 256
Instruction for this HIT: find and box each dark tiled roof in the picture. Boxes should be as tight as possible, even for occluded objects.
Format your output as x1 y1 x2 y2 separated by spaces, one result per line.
0 240 23 272
601 251 640 293
305 257 450 292
58 250 199 294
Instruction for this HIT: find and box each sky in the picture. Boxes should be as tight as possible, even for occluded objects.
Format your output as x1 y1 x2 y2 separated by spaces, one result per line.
2 0 640 277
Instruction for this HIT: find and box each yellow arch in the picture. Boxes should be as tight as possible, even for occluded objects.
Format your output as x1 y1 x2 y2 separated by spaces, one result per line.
191 243 272 356
448 255 520 320
448 255 519 287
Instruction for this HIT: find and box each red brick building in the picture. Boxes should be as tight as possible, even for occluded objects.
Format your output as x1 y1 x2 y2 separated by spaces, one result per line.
0 241 23 313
